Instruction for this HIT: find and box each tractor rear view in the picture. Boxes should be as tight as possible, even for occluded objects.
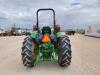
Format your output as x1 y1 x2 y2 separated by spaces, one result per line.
21 8 72 67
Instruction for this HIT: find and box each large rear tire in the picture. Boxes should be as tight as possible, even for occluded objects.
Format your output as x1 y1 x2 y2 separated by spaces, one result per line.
21 36 35 67
58 36 72 67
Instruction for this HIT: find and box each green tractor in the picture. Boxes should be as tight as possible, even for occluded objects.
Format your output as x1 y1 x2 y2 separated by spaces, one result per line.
21 8 72 67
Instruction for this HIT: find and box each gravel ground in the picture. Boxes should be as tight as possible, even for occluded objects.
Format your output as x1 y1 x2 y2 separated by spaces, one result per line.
0 34 100 75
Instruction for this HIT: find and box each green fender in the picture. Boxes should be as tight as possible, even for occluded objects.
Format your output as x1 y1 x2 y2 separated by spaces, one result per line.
31 32 37 39
56 32 65 38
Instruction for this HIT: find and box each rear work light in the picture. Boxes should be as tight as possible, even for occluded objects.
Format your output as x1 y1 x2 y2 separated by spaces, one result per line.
42 34 51 43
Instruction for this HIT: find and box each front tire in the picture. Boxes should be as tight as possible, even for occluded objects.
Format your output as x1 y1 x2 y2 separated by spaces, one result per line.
58 36 72 67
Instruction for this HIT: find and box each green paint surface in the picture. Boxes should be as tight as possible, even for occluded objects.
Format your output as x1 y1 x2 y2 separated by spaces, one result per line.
31 33 37 38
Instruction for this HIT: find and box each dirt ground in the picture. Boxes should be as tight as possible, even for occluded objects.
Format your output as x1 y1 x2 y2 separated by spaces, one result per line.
0 34 100 75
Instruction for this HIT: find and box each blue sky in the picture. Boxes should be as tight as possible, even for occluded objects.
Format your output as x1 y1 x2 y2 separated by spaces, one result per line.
0 0 100 29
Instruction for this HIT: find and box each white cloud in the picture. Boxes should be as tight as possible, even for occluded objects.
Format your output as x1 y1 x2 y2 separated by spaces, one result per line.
0 0 100 29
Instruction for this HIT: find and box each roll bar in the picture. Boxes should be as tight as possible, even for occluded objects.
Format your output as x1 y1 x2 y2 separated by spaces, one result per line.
36 8 56 31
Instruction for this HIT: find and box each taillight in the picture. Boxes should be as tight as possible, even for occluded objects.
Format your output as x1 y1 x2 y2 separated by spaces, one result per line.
42 34 51 43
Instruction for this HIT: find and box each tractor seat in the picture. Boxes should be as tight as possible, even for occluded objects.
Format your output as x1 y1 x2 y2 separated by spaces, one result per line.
42 26 51 34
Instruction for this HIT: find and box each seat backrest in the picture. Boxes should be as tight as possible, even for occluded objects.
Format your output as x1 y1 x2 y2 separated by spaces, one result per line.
42 26 51 34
